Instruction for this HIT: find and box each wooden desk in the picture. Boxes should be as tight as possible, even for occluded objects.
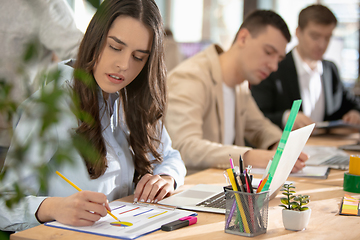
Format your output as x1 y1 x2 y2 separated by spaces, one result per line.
307 131 359 148
302 131 359 187
10 133 360 240
10 168 360 240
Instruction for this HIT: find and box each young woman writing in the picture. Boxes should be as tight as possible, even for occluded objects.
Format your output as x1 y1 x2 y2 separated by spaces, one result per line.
0 0 186 231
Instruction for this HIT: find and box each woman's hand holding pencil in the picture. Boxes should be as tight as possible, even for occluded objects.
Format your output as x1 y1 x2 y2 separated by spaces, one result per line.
35 171 117 226
36 190 112 226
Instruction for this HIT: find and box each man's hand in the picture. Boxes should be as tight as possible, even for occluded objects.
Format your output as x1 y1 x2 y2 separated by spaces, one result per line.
243 149 308 173
243 149 275 168
291 112 314 130
291 151 308 173
342 110 360 125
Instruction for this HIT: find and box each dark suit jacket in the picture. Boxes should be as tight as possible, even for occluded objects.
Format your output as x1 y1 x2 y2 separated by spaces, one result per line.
251 50 360 129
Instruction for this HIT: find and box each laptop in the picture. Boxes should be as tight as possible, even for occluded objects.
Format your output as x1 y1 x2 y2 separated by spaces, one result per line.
302 145 350 170
158 181 261 214
339 143 360 152
159 123 315 214
158 184 227 214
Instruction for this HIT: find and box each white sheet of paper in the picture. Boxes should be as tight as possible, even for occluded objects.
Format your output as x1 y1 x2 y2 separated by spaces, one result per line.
45 201 196 239
268 123 315 197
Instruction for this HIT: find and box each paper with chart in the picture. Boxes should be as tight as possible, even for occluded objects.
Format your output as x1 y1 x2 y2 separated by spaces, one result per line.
45 201 197 239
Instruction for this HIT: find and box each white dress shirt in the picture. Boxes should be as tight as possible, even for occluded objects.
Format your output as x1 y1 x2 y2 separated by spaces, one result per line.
0 61 186 232
292 48 325 122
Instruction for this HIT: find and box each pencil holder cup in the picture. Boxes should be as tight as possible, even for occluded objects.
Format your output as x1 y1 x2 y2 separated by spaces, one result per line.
224 188 269 237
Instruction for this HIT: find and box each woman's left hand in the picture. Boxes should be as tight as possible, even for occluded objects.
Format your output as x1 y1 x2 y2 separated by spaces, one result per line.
133 174 175 203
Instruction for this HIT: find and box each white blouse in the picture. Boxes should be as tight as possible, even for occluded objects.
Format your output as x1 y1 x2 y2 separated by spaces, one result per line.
0 60 186 232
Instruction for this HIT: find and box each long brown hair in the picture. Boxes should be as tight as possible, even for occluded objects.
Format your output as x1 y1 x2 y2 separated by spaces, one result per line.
73 0 166 181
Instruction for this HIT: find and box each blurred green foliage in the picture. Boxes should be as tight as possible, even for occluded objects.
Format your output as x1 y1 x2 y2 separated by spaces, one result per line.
0 40 98 209
0 230 11 240
87 0 100 9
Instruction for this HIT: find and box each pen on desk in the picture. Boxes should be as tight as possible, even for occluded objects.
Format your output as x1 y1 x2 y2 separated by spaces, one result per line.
234 166 246 192
239 155 244 173
258 179 263 190
244 171 250 193
225 200 237 229
161 216 197 231
239 171 247 192
229 155 234 169
229 156 241 190
231 167 242 191
257 173 269 193
55 171 120 222
244 170 255 232
245 171 254 193
224 169 240 229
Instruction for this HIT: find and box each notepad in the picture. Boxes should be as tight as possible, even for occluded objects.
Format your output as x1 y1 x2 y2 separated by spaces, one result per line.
339 195 360 216
45 201 197 239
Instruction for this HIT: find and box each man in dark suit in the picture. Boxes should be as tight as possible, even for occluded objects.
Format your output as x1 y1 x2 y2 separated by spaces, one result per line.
251 4 360 130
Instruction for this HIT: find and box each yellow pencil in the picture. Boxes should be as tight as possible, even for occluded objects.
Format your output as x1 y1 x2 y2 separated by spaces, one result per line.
55 171 120 222
227 168 250 233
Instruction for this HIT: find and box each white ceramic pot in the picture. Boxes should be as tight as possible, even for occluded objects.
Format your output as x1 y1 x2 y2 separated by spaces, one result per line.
282 208 311 231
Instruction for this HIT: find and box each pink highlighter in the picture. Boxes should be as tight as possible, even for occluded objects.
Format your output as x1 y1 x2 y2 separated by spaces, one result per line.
161 216 198 231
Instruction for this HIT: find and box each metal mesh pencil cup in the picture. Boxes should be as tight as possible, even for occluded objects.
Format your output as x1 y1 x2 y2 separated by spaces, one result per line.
224 188 269 237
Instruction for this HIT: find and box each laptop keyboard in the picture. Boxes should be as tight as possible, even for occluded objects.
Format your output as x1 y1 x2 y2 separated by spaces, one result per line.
321 155 349 166
196 192 226 209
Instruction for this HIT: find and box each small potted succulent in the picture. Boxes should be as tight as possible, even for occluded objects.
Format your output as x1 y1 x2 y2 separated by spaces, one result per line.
279 183 311 231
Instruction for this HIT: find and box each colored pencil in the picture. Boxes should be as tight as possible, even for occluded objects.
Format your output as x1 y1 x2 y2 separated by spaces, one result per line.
55 171 120 222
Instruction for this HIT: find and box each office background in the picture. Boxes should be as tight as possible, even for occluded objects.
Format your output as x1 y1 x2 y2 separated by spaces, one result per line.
66 0 360 89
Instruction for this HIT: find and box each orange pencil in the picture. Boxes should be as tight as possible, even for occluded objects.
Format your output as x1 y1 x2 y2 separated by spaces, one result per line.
256 174 269 193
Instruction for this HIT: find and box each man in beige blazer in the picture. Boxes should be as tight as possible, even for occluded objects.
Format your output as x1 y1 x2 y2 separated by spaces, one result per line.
165 10 308 172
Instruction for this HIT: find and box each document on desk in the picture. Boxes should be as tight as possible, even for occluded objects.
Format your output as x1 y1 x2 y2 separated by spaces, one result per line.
316 119 360 129
45 201 197 239
251 166 330 179
302 145 350 169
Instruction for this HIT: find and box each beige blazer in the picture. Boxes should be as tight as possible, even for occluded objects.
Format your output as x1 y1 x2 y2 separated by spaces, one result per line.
165 44 282 169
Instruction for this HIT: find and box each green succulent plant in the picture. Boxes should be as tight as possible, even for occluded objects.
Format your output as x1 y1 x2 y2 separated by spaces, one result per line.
279 183 310 211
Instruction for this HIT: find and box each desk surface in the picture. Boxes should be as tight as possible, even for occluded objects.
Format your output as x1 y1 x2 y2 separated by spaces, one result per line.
307 130 359 147
10 133 360 240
